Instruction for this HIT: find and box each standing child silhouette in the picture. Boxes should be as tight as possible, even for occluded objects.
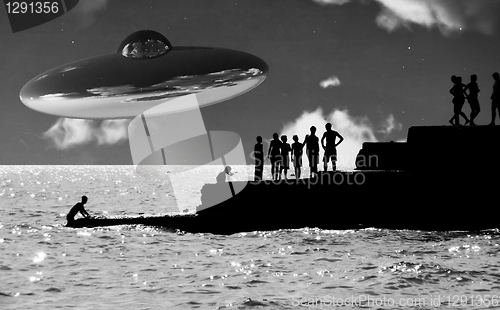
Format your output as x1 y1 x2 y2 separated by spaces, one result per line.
253 136 264 181
280 135 291 180
489 72 500 125
267 133 282 181
466 74 481 126
291 135 306 179
305 126 320 178
449 75 470 126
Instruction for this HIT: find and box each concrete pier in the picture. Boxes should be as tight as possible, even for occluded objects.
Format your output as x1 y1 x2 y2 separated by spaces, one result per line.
71 125 500 234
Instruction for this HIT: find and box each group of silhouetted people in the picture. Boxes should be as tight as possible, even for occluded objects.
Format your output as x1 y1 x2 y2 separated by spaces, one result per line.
449 72 500 126
253 123 344 181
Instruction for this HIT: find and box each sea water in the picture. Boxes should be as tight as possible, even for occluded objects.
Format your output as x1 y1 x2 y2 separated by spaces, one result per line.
1 166 499 309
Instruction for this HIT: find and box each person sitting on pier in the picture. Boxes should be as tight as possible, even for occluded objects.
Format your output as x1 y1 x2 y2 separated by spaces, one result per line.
216 166 234 183
267 133 282 181
280 135 291 180
321 123 344 171
305 126 320 178
291 135 306 179
449 75 470 126
253 136 264 181
66 195 91 226
489 72 500 125
466 74 481 126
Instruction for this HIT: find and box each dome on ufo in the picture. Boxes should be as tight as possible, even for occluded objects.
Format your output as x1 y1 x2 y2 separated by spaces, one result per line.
118 30 172 59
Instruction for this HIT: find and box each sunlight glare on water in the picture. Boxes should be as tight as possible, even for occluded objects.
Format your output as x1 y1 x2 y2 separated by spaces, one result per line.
0 166 499 309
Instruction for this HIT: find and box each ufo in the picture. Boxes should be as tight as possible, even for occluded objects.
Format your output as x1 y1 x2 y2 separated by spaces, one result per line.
20 30 268 119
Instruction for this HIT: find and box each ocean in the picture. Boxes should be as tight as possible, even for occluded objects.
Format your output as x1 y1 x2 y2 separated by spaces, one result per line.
1 165 499 309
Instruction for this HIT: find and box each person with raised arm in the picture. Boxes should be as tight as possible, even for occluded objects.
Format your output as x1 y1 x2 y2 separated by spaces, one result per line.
321 123 344 171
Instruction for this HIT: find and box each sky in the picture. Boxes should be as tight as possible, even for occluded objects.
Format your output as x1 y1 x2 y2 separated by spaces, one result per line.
1 0 500 167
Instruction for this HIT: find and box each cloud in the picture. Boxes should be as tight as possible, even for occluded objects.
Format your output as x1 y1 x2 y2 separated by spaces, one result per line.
96 119 129 145
312 0 351 5
42 118 129 149
320 76 341 88
281 107 401 169
73 0 109 28
379 113 402 135
373 0 463 35
311 0 500 36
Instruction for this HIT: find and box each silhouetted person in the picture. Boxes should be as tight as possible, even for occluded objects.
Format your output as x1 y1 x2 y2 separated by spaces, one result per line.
489 72 500 125
291 135 305 179
321 123 344 171
280 135 291 180
198 166 235 212
267 133 282 181
66 195 90 226
466 74 481 126
449 75 470 126
216 166 234 183
253 136 264 181
305 126 320 178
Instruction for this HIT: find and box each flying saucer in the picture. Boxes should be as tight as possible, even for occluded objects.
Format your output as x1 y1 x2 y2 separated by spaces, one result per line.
20 30 268 119
20 30 268 213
